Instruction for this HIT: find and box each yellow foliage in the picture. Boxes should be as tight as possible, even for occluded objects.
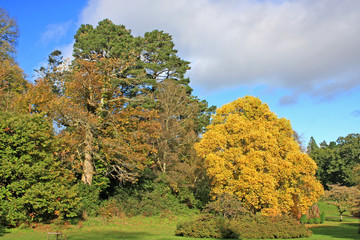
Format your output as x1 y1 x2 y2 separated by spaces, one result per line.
195 96 323 216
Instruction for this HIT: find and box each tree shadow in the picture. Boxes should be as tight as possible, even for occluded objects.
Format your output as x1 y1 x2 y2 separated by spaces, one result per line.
0 225 9 237
309 222 359 240
67 230 154 239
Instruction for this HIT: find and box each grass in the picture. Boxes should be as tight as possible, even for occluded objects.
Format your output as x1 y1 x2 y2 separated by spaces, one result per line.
0 216 200 240
0 216 358 240
307 221 359 240
0 202 358 240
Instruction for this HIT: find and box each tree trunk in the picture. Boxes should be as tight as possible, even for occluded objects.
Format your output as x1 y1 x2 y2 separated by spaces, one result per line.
81 128 94 185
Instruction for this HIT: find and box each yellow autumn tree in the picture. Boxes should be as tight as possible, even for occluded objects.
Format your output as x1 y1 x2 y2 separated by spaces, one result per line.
195 96 323 216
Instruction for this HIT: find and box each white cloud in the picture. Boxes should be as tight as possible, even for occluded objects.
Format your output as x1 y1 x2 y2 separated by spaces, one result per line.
78 0 360 101
57 41 75 62
41 21 72 44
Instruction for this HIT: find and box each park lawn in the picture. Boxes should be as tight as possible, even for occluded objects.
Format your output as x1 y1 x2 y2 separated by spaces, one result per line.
307 221 359 240
0 214 358 240
0 216 198 240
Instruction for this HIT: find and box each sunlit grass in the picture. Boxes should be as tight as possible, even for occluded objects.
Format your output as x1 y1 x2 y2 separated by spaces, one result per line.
0 203 358 240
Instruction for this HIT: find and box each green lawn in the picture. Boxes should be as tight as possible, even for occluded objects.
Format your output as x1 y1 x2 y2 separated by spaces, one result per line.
0 215 358 240
0 202 358 240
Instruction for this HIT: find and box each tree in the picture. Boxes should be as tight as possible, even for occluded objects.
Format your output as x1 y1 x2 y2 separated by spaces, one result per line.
308 134 360 187
195 96 324 216
142 30 191 90
0 59 27 111
307 137 319 155
30 53 159 186
325 184 360 222
70 19 215 188
0 113 80 226
0 8 18 60
0 8 27 112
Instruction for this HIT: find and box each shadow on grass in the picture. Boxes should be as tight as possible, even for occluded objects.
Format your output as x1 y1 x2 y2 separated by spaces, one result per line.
67 230 154 240
310 222 359 240
0 225 9 237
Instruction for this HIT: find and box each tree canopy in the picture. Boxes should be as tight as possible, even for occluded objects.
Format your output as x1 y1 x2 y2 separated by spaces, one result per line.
195 96 324 216
308 134 360 187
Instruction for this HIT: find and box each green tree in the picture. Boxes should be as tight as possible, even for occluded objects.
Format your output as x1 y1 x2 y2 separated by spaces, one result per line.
0 113 80 226
195 96 324 216
71 19 215 188
308 134 360 187
307 136 319 155
142 30 191 90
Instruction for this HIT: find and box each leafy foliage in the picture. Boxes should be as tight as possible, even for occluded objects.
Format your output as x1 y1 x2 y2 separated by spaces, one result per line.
196 96 324 216
0 113 80 226
308 134 360 188
324 184 360 222
0 9 27 112
175 215 235 239
176 214 312 239
106 176 194 217
0 8 18 60
229 214 312 239
204 193 249 219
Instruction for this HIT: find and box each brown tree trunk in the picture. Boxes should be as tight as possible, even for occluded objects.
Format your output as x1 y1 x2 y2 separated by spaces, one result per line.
81 128 94 185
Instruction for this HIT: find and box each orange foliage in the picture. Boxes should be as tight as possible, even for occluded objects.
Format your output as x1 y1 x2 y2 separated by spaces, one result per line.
195 96 324 216
17 54 159 185
0 59 27 111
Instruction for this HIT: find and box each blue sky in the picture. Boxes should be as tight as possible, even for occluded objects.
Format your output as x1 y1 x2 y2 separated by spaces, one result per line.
2 0 360 146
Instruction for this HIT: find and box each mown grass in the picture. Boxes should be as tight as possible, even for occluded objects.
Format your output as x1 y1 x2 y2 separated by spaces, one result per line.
0 202 358 240
1 216 358 240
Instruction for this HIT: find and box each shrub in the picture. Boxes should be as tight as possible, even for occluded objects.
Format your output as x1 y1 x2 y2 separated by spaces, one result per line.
176 214 312 239
320 211 326 223
77 184 101 218
313 217 321 224
229 215 312 239
175 215 236 239
98 199 125 219
300 214 307 224
112 180 194 217
204 193 249 219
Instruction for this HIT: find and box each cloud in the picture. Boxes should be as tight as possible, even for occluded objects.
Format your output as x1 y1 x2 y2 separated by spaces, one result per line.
57 41 75 61
78 0 360 102
41 21 72 44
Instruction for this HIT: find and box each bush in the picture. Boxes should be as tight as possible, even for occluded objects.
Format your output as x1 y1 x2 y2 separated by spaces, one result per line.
320 211 326 223
175 215 236 239
77 184 101 218
98 199 125 219
204 193 249 219
313 217 321 224
112 180 194 217
176 214 312 239
229 215 312 239
300 214 307 224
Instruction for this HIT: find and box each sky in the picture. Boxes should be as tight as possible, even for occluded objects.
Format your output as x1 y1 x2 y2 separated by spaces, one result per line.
2 0 360 146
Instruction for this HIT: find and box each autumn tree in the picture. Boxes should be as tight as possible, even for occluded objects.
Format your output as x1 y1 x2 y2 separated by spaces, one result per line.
195 96 324 216
0 8 27 112
325 184 360 222
22 52 159 186
71 19 215 189
0 8 18 60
